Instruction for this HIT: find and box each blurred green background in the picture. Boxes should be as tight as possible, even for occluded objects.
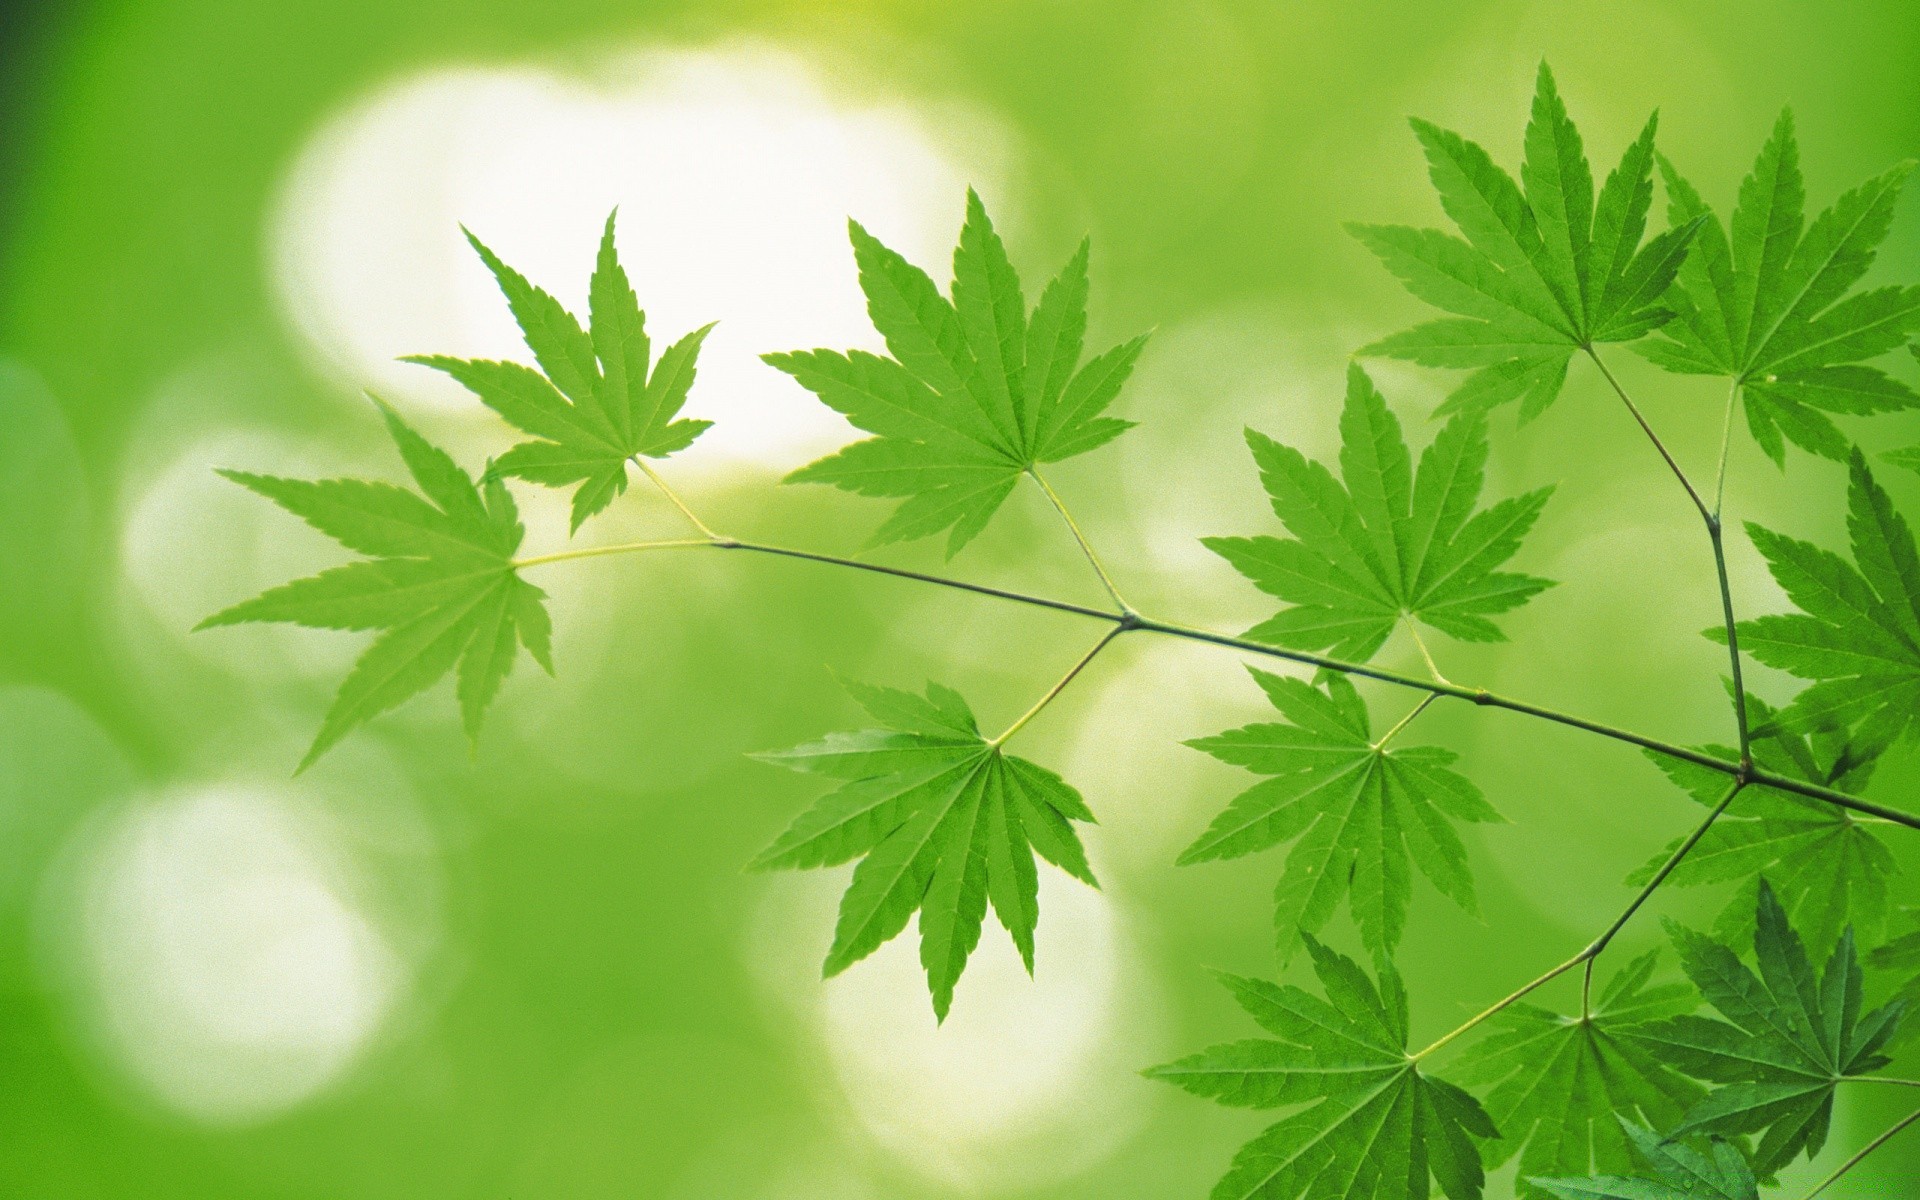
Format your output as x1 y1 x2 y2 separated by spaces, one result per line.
1 0 1918 1195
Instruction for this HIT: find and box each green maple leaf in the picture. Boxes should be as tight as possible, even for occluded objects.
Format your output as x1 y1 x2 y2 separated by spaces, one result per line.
1867 910 1920 1047
1181 668 1502 961
753 678 1097 1020
1145 935 1498 1200
1636 881 1908 1178
199 400 553 770
1353 63 1701 420
1206 363 1555 661
767 190 1148 555
1634 691 1896 956
1534 1121 1758 1200
1636 113 1920 465
1728 449 1920 746
1450 953 1704 1198
406 213 716 532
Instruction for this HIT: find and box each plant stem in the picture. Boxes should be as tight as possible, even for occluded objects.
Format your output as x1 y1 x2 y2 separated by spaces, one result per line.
632 456 723 540
1803 1105 1920 1199
1373 694 1437 750
1404 617 1452 685
510 537 1920 831
1714 378 1741 519
1586 348 1752 763
1029 467 1133 613
1411 951 1589 1061
989 626 1125 747
1581 778 1746 1013
1585 347 1711 523
513 537 713 568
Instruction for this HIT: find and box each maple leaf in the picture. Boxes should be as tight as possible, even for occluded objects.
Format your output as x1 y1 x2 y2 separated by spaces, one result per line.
1206 363 1555 661
752 678 1097 1020
1636 113 1920 464
1181 668 1501 961
1634 691 1896 956
1636 881 1908 1178
1145 935 1498 1200
1728 449 1920 746
1354 63 1701 420
767 190 1148 555
1867 910 1920 1047
406 213 716 532
1534 1121 1758 1200
1450 953 1703 1198
199 400 552 770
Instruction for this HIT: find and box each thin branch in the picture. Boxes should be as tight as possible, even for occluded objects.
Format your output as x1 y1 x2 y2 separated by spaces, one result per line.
1803 1105 1920 1199
989 626 1125 747
1587 348 1752 763
509 537 1920 831
1582 778 1746 1013
1029 467 1133 613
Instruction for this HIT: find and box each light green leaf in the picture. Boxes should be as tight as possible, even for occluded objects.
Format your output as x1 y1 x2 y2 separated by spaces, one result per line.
771 190 1148 554
1182 668 1500 961
1737 451 1920 746
200 401 549 768
1207 364 1554 662
1639 114 1920 459
1358 64 1698 417
754 678 1097 1019
406 212 716 531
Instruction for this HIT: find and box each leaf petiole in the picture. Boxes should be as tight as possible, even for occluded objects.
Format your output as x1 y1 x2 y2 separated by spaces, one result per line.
1029 466 1132 614
988 625 1125 748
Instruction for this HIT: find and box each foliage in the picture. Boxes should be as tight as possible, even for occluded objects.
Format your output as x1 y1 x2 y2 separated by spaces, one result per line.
1635 692 1896 954
1534 1122 1759 1200
1730 449 1920 747
1144 936 1496 1200
199 73 1920 1200
1181 668 1500 960
406 215 715 532
1451 954 1702 1197
752 678 1096 1020
1639 883 1908 1178
198 400 550 769
768 188 1148 555
1354 63 1699 420
1636 118 1920 464
1206 364 1554 661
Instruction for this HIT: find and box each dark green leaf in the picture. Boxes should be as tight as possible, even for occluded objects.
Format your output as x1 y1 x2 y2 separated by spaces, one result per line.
1145 937 1497 1200
1636 882 1908 1177
1451 954 1703 1197
1534 1121 1758 1200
